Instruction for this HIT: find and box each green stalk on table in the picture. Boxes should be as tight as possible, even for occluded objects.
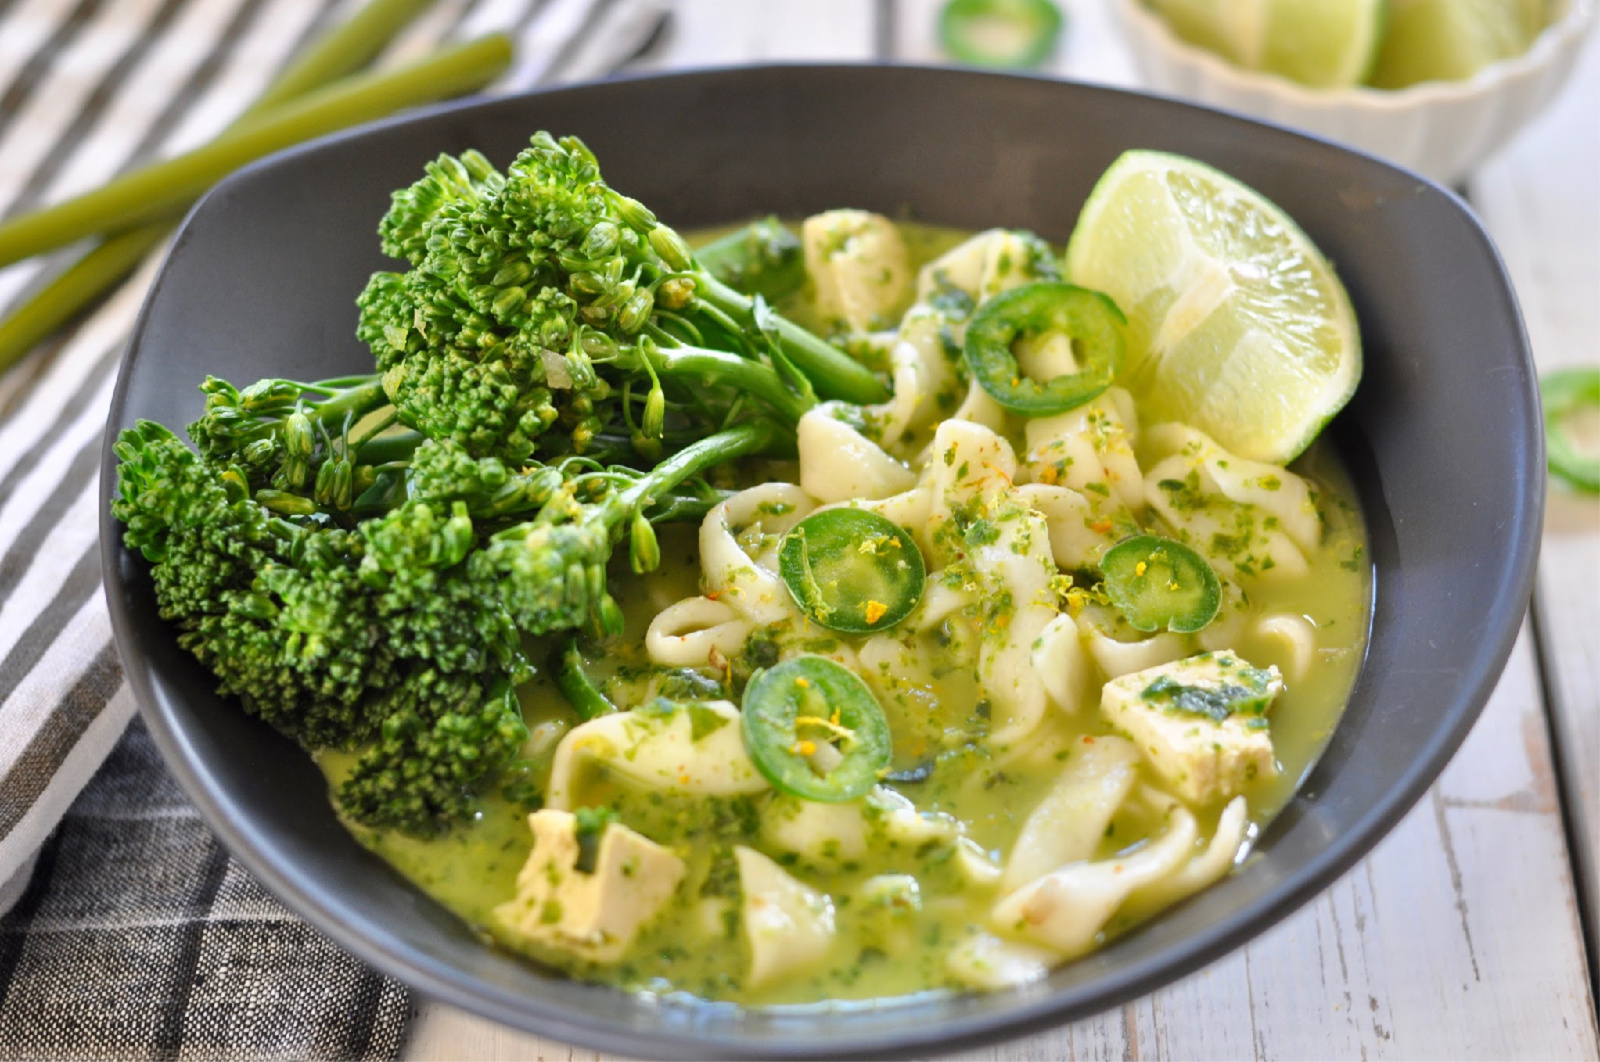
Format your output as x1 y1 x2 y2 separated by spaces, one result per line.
0 35 510 269
0 1 508 375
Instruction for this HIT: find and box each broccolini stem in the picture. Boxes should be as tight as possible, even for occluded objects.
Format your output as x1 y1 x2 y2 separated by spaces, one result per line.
353 428 424 466
0 35 513 269
696 273 888 404
622 420 781 513
309 379 389 429
651 345 814 427
315 373 391 390
693 217 806 303
644 480 733 524
553 638 617 720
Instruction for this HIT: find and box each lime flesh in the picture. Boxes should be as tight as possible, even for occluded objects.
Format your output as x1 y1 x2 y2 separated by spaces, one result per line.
1370 0 1546 89
1064 150 1361 466
1153 0 1386 88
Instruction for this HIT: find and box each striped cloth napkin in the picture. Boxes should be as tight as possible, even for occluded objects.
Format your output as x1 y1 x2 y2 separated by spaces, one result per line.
0 0 667 1054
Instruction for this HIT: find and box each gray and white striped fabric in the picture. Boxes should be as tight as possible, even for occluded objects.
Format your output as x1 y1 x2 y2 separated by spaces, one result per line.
0 0 665 1048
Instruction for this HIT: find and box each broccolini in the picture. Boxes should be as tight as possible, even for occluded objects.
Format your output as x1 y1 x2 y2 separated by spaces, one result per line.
112 130 880 837
356 132 880 464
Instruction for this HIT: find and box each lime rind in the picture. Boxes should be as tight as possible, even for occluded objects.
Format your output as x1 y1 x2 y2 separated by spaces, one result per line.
1064 149 1361 465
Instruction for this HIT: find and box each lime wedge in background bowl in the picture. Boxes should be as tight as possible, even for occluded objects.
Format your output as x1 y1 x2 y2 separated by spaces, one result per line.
1151 0 1386 87
1370 0 1547 88
1065 149 1361 466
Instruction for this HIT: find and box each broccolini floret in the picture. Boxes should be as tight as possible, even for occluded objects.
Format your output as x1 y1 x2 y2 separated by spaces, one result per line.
113 397 774 833
338 670 528 832
114 130 871 839
114 421 398 747
357 132 879 465
114 420 532 830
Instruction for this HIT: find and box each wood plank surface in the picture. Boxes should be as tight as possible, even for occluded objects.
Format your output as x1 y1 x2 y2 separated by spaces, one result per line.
1470 18 1600 970
405 2 1598 1057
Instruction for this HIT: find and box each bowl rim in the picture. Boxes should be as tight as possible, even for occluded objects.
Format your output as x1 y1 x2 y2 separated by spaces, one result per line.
98 64 1545 1060
1115 0 1596 110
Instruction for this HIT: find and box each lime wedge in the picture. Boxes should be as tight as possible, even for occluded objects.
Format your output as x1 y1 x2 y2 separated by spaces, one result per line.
1151 0 1256 68
1369 0 1545 89
1153 0 1386 88
1260 0 1387 86
1064 150 1361 465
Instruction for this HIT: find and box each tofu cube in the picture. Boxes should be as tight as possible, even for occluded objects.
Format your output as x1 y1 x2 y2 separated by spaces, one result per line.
1099 651 1282 805
492 809 685 963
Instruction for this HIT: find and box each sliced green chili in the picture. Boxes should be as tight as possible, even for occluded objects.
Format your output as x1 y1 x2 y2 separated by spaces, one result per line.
963 281 1125 416
940 0 1064 69
693 216 805 302
553 638 616 720
1541 367 1600 493
1100 534 1221 634
741 654 892 803
779 508 926 634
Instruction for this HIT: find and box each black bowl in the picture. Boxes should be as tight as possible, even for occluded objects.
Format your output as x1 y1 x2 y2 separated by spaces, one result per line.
100 65 1542 1059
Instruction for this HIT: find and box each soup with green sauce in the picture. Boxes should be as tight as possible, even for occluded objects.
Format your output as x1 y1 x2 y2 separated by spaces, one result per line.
319 218 1370 1007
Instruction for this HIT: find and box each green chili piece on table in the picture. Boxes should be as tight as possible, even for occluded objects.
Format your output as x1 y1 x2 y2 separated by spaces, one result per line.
741 655 892 803
1541 367 1600 493
778 508 926 633
940 0 1064 69
1101 534 1221 634
963 281 1125 416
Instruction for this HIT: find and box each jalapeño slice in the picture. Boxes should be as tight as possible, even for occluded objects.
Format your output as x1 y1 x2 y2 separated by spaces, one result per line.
779 507 926 634
1542 367 1600 493
963 281 1125 416
1100 534 1221 634
741 654 891 803
940 0 1064 69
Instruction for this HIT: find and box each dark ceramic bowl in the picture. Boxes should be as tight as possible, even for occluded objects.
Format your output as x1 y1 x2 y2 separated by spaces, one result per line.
100 66 1542 1059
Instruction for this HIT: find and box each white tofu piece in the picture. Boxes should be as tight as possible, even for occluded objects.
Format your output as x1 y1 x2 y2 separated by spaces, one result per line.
491 810 685 963
1099 651 1283 805
736 846 836 989
802 209 912 332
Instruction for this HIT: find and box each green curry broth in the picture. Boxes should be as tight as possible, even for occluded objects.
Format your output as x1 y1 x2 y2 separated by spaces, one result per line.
317 222 1372 1006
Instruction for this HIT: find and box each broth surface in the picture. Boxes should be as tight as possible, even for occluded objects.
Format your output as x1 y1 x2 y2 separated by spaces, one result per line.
319 223 1372 1006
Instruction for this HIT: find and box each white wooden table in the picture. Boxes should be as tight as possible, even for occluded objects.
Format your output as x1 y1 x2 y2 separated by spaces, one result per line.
408 2 1600 1058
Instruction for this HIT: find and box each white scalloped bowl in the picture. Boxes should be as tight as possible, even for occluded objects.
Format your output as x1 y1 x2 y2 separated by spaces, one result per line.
1115 0 1593 186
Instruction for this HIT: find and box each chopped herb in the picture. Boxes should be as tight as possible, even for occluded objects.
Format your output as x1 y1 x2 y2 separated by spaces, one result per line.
573 806 619 873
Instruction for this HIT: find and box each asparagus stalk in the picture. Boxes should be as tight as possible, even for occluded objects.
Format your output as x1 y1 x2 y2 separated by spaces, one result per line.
0 34 512 271
0 0 458 375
